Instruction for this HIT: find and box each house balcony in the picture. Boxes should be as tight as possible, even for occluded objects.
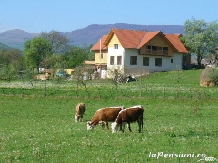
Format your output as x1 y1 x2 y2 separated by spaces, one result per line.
141 49 169 56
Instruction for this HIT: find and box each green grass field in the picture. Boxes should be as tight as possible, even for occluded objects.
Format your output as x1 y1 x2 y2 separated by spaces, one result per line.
0 69 218 163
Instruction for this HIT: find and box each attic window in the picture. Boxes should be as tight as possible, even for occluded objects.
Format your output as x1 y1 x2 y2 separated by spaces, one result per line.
114 44 118 49
163 47 168 51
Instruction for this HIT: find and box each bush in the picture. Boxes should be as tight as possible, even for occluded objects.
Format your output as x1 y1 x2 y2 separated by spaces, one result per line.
208 68 218 83
200 67 218 86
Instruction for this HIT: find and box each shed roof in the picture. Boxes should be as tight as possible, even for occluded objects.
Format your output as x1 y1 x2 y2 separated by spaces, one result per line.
90 35 108 51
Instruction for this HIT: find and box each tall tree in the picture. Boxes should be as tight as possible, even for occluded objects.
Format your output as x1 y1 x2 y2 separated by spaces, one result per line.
0 49 23 81
64 45 94 68
181 18 218 67
40 30 70 54
24 37 52 70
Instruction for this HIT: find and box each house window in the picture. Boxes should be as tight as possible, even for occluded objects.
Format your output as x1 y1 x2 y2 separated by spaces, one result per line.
155 58 162 67
146 45 168 55
163 47 168 55
117 56 122 65
163 47 168 51
110 56 114 65
130 56 137 65
114 44 118 49
146 45 151 49
143 57 149 66
171 59 173 63
152 46 157 51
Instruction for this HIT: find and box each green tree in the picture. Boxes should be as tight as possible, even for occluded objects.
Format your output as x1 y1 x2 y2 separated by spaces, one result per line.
24 37 52 70
64 45 94 68
181 18 218 67
40 30 70 54
0 49 24 81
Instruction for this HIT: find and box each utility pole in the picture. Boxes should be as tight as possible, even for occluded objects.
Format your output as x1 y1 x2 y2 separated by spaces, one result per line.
99 38 102 79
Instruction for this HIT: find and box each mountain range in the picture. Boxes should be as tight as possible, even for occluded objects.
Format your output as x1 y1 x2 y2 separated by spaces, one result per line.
0 23 184 50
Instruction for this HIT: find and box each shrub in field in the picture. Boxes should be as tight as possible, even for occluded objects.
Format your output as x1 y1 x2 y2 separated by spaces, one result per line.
200 67 218 87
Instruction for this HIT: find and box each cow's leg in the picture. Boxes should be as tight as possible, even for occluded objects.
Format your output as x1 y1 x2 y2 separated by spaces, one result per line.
121 122 126 132
120 122 125 133
75 115 78 122
137 119 141 133
127 122 132 132
105 121 110 130
101 121 106 130
119 125 123 132
137 119 141 132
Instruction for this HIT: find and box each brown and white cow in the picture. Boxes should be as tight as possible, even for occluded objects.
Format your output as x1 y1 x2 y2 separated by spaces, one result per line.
87 106 124 130
111 105 144 133
75 102 86 122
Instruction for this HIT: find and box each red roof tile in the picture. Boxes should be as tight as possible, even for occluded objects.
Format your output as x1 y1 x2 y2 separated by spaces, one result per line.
112 29 146 48
90 35 108 51
165 34 188 53
137 31 161 49
91 29 188 54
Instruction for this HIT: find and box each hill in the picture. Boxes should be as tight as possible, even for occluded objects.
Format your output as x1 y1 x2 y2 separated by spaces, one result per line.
0 29 39 50
0 24 184 50
0 42 12 50
65 23 184 46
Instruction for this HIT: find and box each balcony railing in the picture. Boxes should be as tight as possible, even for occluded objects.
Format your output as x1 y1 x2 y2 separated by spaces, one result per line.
143 49 169 56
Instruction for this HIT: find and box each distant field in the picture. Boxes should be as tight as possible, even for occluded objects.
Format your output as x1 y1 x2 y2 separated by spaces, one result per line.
0 69 218 162
0 69 218 99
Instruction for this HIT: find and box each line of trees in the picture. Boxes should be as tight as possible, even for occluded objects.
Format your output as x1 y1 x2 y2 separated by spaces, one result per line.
1 18 218 81
0 30 94 81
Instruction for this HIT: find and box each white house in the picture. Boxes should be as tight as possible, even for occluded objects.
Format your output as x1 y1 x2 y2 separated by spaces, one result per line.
91 28 188 77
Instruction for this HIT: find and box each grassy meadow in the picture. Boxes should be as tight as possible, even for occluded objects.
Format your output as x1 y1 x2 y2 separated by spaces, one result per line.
0 69 218 163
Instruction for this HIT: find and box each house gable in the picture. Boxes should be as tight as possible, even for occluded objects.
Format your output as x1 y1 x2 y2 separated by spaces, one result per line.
108 33 122 48
139 33 176 57
104 28 146 48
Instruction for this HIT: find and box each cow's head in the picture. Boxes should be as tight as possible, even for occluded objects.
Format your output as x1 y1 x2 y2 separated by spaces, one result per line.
87 121 94 130
111 122 118 133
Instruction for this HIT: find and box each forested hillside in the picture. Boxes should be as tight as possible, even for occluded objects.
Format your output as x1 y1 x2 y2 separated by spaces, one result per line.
0 24 184 50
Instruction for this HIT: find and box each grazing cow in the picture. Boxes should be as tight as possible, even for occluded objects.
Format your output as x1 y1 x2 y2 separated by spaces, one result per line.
87 106 124 130
111 105 144 133
75 102 86 122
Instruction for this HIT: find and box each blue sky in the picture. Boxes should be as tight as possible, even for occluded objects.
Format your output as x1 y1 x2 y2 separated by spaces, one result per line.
0 0 217 33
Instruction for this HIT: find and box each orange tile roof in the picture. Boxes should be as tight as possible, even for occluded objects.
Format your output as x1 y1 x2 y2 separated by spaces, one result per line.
137 31 161 49
91 29 188 54
90 35 108 51
112 29 146 48
165 34 188 53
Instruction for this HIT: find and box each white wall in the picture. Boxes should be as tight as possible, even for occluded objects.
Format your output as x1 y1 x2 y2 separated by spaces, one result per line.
107 47 184 77
124 49 183 74
107 46 125 69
